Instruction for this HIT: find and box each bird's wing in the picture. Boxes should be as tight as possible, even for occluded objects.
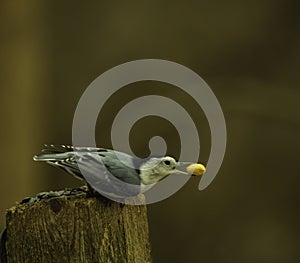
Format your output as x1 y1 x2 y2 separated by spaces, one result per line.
95 149 142 184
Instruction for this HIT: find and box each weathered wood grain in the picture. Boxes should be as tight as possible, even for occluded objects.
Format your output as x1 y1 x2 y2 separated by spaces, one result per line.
5 191 151 263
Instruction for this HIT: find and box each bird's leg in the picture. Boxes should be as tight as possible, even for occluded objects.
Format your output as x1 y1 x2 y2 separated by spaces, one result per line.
85 183 103 198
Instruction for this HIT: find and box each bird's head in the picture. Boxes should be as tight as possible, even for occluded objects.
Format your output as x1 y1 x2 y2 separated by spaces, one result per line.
139 156 198 185
139 156 178 185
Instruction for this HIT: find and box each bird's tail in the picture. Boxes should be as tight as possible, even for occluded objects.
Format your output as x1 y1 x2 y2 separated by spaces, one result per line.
33 144 74 161
33 153 66 161
33 144 83 180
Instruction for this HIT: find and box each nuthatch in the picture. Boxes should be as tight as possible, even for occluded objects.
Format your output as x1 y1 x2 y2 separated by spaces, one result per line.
34 145 206 197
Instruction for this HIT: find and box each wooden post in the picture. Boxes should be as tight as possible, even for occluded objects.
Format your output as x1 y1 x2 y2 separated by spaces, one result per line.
3 189 152 263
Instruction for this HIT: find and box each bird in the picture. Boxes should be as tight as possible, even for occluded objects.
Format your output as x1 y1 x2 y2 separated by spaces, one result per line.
33 145 206 198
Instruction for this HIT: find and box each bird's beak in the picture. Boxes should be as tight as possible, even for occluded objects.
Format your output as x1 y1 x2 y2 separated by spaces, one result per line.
173 162 192 175
175 162 206 176
173 169 188 175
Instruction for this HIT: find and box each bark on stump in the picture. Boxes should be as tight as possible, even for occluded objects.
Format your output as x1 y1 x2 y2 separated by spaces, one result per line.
4 189 152 263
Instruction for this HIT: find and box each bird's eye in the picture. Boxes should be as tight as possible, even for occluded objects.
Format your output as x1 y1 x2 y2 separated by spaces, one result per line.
163 160 171 166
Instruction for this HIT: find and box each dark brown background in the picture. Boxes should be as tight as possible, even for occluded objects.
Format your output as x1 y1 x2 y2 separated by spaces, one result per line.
1 1 299 262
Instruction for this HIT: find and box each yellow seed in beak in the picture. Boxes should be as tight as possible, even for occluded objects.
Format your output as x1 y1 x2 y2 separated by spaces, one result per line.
186 163 206 176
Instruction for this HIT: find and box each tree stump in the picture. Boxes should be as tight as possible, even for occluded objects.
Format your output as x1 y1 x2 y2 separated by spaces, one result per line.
3 188 152 263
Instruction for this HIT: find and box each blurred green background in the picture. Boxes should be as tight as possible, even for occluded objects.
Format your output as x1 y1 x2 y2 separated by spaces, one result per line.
1 1 299 262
